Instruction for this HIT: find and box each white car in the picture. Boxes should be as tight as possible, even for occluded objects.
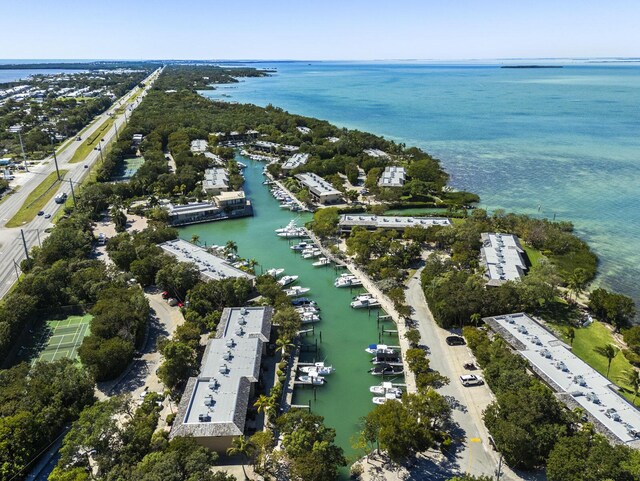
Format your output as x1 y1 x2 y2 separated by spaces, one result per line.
460 374 484 387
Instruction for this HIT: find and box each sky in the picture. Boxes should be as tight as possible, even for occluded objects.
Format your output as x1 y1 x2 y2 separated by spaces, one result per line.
1 0 639 60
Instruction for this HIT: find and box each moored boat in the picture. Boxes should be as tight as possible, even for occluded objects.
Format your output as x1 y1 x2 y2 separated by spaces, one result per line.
299 362 334 375
278 275 299 286
285 286 311 297
312 257 331 267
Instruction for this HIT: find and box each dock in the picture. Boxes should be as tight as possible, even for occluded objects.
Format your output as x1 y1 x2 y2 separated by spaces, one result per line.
302 227 418 394
264 170 311 212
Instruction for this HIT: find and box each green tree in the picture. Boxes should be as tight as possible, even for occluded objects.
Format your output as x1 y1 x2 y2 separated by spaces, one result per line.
566 326 576 346
227 436 255 480
310 207 339 238
225 240 238 255
593 344 619 379
191 234 201 245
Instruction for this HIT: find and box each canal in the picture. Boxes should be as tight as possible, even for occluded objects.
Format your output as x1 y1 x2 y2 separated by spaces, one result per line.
179 155 400 464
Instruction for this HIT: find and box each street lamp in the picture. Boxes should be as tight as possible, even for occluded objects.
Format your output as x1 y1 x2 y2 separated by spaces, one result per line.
96 142 104 162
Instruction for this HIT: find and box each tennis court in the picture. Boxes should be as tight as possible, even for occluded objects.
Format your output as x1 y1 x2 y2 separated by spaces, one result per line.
31 314 92 363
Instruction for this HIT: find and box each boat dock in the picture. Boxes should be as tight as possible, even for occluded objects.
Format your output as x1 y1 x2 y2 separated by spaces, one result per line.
302 227 417 394
264 170 311 212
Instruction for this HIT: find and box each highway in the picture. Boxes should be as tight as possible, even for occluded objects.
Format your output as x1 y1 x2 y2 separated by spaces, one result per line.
0 67 163 300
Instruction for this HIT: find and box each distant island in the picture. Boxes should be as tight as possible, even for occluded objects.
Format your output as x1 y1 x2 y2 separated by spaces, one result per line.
501 65 564 69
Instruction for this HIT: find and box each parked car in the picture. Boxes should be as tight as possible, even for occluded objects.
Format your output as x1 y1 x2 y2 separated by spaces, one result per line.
167 298 178 307
446 335 466 346
161 291 170 299
463 361 476 370
460 374 484 387
37 210 44 216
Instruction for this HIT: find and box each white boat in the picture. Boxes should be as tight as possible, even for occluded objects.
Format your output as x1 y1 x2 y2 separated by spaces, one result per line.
296 306 319 314
285 286 310 297
291 242 312 251
278 275 299 286
298 372 325 385
372 392 402 404
369 364 404 376
366 344 393 354
300 362 334 375
334 274 363 288
275 220 297 233
278 229 306 239
351 294 379 309
370 382 403 397
300 312 321 323
266 268 284 277
312 257 331 267
302 249 322 259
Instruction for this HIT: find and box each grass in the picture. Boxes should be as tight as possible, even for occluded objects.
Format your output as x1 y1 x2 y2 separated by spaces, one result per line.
69 116 115 163
5 170 69 227
552 319 639 406
523 244 545 268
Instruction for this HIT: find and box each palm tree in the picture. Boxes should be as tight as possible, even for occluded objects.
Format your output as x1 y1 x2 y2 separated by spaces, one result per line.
275 337 294 356
247 258 258 274
225 240 238 255
470 313 481 327
254 394 274 415
190 234 200 246
227 436 254 480
593 344 619 379
619 368 640 405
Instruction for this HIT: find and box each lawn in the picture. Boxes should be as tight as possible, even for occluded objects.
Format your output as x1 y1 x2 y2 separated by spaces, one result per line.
5 170 68 227
69 116 115 163
523 244 545 268
556 320 639 406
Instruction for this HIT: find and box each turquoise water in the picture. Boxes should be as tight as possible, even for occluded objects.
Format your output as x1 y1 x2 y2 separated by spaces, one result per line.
203 62 640 310
179 156 399 462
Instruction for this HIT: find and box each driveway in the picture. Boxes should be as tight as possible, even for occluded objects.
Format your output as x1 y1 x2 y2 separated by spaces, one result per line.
406 268 525 480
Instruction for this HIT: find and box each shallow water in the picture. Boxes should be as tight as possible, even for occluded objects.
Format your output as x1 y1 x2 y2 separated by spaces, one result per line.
203 61 640 310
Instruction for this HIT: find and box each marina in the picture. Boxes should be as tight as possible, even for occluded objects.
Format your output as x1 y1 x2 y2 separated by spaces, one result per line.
178 155 401 459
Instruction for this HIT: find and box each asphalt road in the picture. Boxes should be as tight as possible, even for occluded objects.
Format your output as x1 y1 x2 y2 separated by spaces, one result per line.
406 268 525 481
0 67 162 300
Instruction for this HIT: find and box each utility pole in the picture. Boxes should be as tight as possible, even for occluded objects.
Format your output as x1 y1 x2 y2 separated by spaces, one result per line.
114 122 119 140
20 229 30 265
52 146 61 180
97 144 104 162
36 229 41 247
495 453 503 481
13 260 20 283
69 179 77 207
17 130 29 172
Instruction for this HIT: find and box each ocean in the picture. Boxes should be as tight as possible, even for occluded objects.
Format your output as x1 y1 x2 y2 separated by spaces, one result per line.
202 61 640 313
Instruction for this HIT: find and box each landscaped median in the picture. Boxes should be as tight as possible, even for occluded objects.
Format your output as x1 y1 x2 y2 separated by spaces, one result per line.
5 170 69 227
69 116 116 163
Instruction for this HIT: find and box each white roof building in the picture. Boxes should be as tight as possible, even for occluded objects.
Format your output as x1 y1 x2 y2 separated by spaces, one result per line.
170 307 273 452
191 139 209 153
159 239 254 282
364 148 389 158
281 153 309 171
202 168 229 195
339 215 451 232
378 166 406 187
484 313 640 447
480 232 527 286
295 172 342 205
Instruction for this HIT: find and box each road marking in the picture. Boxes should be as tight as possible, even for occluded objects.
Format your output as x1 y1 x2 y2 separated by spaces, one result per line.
470 437 481 443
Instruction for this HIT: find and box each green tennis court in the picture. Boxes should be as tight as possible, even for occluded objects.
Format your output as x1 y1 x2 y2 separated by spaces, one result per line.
30 314 92 364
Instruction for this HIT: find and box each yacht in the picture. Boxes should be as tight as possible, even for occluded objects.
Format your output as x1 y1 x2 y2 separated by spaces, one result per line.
371 351 402 365
366 343 396 354
302 249 322 259
334 274 363 288
369 363 404 376
278 275 299 287
298 372 325 385
351 294 380 309
370 382 403 397
299 362 334 375
291 297 317 307
312 257 331 267
291 242 312 251
372 392 402 404
300 313 321 323
275 220 297 233
266 268 284 277
284 286 310 297
277 229 306 239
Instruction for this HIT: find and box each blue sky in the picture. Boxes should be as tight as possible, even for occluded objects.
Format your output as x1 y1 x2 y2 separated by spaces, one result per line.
1 0 638 60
